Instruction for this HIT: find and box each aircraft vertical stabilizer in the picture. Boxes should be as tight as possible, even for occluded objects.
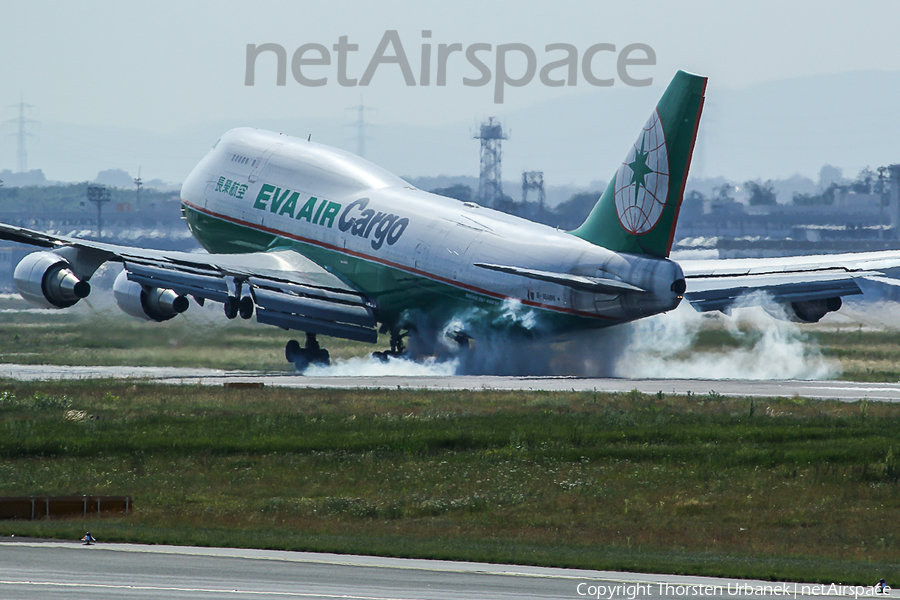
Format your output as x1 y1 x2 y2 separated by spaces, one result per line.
570 70 707 258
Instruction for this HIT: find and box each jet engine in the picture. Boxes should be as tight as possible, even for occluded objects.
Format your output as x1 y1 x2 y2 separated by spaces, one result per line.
784 297 842 323
113 269 189 322
765 297 843 323
14 251 92 309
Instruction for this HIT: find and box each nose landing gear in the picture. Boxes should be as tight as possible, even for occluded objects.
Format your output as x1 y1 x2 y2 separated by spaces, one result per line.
285 333 331 372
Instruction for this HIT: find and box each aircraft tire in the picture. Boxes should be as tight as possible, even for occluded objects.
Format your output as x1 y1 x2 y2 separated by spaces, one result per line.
291 348 329 373
224 296 239 319
313 348 330 366
285 339 301 362
239 296 254 319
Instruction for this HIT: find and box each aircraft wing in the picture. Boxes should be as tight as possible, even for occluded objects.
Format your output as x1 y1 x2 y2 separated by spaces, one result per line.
679 251 900 313
0 223 378 343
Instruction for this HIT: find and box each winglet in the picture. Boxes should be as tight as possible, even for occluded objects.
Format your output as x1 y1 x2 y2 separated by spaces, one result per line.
570 70 707 258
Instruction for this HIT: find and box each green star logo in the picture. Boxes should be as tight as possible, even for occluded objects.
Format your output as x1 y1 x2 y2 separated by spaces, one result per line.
627 134 653 205
613 109 669 236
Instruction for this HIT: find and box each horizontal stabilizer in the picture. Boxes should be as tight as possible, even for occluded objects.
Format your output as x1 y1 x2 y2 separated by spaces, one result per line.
474 263 645 294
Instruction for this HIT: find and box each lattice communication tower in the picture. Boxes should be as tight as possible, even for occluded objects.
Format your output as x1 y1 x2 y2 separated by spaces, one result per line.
475 117 507 207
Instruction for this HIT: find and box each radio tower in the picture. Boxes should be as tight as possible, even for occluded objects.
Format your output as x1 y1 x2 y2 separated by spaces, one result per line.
134 167 143 205
475 117 507 207
347 96 373 158
87 185 112 237
6 95 38 172
521 171 546 211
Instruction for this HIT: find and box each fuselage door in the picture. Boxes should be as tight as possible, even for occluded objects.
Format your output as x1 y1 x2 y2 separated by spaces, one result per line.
248 143 282 183
203 180 214 208
414 242 429 271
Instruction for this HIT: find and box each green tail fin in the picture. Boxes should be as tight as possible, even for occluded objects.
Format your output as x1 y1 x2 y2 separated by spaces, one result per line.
570 70 707 257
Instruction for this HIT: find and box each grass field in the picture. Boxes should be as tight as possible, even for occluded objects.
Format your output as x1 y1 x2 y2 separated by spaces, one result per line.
1 381 899 584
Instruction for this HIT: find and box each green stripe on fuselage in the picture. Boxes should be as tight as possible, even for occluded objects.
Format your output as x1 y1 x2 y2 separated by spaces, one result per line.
182 204 609 336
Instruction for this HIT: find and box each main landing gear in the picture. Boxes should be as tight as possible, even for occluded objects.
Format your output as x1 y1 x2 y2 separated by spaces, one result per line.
285 333 330 372
373 330 408 362
224 280 254 320
224 295 254 320
446 329 471 350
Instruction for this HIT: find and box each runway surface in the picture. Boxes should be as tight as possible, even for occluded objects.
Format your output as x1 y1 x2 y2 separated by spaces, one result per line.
1 362 898 401
0 541 881 600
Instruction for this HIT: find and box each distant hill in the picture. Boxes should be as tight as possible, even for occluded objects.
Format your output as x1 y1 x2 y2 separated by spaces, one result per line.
7 70 898 188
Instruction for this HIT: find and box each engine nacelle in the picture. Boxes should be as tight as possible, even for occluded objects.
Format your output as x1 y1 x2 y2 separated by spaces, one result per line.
113 270 189 322
14 251 92 309
781 297 843 323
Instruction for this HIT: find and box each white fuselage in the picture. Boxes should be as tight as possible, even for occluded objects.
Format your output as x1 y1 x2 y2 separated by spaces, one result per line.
181 128 683 332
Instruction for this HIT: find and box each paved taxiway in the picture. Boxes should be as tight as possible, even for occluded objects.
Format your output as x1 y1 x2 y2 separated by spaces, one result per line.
1 363 898 401
0 541 883 600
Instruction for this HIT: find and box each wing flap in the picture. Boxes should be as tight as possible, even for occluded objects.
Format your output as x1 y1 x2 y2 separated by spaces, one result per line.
252 287 375 329
125 262 231 303
255 309 378 344
253 283 377 344
120 256 379 342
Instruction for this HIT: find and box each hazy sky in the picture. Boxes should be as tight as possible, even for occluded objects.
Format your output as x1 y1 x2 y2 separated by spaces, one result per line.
2 0 899 184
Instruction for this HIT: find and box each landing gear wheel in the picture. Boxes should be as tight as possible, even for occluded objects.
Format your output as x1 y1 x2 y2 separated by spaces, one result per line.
239 296 254 319
224 296 239 319
285 339 301 363
286 333 330 373
373 330 408 362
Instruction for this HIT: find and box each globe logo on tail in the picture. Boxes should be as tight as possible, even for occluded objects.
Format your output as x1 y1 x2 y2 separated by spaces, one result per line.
613 109 669 235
